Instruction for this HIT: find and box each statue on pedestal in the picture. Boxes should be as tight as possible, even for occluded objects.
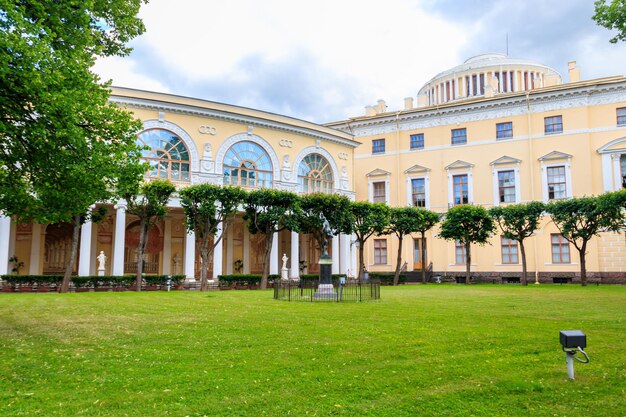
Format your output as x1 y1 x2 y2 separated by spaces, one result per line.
97 251 107 276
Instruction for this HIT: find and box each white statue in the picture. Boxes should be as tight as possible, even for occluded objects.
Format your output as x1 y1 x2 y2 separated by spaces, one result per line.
283 154 291 170
97 251 107 271
282 253 288 270
204 143 213 160
341 166 348 179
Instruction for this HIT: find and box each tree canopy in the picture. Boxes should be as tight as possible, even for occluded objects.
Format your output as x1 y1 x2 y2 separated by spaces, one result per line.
180 184 247 291
490 201 545 285
349 201 390 279
244 189 300 289
439 205 494 283
299 193 352 254
593 0 626 43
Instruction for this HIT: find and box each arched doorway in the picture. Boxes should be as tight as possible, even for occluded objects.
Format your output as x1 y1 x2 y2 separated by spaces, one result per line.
124 221 163 274
44 223 79 274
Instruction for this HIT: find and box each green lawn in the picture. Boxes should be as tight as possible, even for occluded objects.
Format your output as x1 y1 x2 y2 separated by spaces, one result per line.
1 285 625 417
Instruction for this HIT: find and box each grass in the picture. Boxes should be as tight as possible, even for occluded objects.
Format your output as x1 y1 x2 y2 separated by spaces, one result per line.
0 285 625 417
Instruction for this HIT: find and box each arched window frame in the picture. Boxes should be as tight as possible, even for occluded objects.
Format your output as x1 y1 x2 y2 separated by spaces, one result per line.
297 153 334 194
293 147 340 193
222 141 274 189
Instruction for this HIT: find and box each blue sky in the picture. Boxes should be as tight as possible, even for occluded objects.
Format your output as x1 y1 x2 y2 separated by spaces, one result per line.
93 0 626 123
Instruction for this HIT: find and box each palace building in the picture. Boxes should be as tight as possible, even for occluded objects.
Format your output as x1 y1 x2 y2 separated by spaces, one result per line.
1 53 625 283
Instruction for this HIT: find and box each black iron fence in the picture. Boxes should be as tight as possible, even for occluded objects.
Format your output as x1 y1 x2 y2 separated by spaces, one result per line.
274 278 380 302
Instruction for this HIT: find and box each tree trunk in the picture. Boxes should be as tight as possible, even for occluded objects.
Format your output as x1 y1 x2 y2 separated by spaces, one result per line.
465 242 471 284
519 240 528 286
260 232 273 290
579 241 588 287
421 231 427 284
393 234 403 286
200 231 210 292
61 215 81 293
135 218 149 291
358 239 365 279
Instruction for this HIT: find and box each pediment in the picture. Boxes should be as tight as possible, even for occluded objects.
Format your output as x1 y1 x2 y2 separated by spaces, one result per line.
366 168 391 177
597 137 626 154
538 151 572 161
490 156 521 166
444 160 474 170
404 164 430 174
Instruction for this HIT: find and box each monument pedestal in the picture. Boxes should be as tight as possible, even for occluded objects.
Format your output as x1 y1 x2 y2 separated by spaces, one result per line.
314 254 336 299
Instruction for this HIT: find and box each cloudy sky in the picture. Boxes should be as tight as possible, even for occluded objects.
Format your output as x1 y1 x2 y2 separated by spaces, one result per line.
94 0 626 124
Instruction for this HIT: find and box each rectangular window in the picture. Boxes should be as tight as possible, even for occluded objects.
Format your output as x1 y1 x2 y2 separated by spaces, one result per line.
544 115 563 134
501 237 519 264
618 107 626 126
547 166 567 200
496 122 513 139
451 128 467 145
410 133 424 150
372 139 385 154
374 239 387 264
453 174 469 205
498 170 516 203
411 178 426 207
373 181 386 203
455 240 466 264
551 234 570 264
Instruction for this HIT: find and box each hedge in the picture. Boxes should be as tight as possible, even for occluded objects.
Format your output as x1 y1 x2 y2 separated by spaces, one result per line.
217 274 279 286
1 274 185 287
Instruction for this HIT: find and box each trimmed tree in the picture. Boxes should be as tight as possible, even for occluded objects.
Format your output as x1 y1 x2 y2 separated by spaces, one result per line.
439 205 495 284
548 193 626 286
180 184 247 291
123 180 176 291
0 0 147 292
593 0 626 43
349 202 391 279
299 193 352 267
490 201 545 286
244 189 301 289
387 207 440 285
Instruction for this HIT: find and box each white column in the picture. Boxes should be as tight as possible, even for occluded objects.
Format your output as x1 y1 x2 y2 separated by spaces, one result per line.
530 72 535 89
469 74 474 96
270 232 279 275
0 215 11 275
462 76 467 97
243 226 250 274
112 202 126 276
290 231 299 278
213 223 223 279
29 223 42 274
513 70 519 92
443 81 448 102
226 224 234 274
332 234 339 274
350 234 357 277
339 233 350 274
162 218 172 275
499 68 503 92
184 231 196 281
78 220 92 276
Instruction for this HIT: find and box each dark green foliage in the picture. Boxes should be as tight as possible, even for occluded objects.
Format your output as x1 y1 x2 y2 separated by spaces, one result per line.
0 274 184 288
299 193 352 253
547 193 626 286
439 205 495 283
593 0 626 43
244 189 301 289
490 201 545 285
298 274 348 282
350 201 391 279
123 180 176 290
180 184 247 291
387 207 439 285
217 274 280 287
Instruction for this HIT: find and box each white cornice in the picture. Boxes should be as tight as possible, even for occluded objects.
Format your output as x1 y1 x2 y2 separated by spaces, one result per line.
333 81 626 138
110 95 360 148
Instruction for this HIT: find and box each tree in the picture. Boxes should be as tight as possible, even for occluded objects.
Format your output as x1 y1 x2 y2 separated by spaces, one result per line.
386 207 439 285
439 205 495 284
548 193 626 286
123 180 176 291
180 184 247 291
0 1 148 292
593 0 626 43
349 202 390 279
298 193 352 266
244 189 300 289
490 201 545 286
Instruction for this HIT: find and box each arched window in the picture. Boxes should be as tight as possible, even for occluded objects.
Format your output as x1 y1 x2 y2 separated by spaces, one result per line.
298 153 333 194
223 141 273 188
137 129 191 182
